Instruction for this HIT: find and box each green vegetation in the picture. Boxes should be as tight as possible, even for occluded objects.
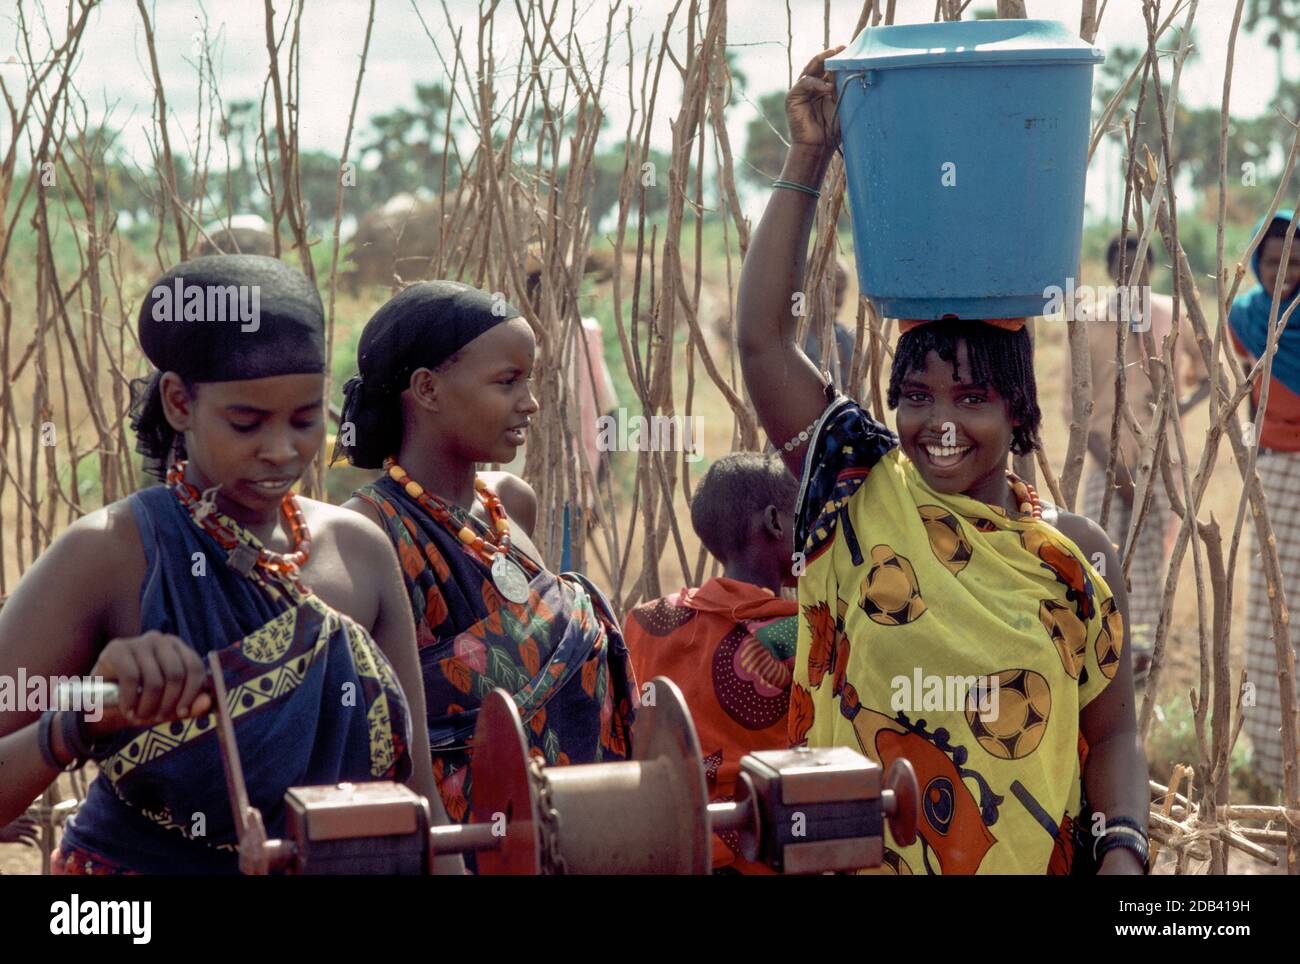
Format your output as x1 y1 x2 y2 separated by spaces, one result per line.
1145 694 1279 803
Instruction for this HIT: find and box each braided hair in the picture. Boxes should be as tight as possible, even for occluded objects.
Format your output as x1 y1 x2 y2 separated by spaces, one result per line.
886 320 1041 456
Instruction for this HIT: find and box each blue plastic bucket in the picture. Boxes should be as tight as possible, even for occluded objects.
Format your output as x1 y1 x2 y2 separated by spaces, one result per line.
826 20 1104 319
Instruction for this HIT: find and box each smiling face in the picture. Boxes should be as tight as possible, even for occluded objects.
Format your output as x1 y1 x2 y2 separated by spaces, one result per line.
1259 234 1300 301
417 316 539 464
161 371 325 520
893 340 1017 503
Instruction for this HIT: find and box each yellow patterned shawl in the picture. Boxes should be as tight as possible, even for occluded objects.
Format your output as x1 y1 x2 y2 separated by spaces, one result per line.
789 397 1123 875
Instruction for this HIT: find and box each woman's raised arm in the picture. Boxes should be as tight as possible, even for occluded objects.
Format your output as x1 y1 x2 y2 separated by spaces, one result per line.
738 46 845 477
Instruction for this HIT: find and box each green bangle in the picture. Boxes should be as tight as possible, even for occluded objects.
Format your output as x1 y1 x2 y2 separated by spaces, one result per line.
773 178 821 199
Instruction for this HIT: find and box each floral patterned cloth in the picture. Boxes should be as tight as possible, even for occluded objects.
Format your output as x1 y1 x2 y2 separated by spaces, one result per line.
624 577 797 872
354 476 637 825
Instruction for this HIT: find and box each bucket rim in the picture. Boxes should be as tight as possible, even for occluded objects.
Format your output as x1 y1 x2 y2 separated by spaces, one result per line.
826 18 1105 72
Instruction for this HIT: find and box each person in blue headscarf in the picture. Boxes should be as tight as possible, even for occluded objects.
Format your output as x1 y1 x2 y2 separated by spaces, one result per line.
1229 210 1300 788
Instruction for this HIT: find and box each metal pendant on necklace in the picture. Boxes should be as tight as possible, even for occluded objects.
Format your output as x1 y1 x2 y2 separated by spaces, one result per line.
227 542 261 576
491 552 531 604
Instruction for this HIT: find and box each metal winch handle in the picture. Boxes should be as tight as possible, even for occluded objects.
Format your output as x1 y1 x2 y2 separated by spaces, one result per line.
54 679 120 710
882 757 919 846
208 651 292 875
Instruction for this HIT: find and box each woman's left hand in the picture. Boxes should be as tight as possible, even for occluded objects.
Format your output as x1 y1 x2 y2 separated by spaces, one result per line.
0 815 40 847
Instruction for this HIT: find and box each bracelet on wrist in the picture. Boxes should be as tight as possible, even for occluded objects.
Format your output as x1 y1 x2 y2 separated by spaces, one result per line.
57 708 111 769
779 379 838 453
773 178 821 200
37 710 70 770
1093 818 1150 872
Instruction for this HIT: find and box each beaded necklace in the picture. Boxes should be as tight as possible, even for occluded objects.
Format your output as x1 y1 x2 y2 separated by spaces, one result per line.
168 461 311 587
383 458 532 604
1006 471 1043 521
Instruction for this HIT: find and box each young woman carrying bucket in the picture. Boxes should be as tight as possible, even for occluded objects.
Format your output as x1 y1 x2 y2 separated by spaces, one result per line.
738 48 1148 875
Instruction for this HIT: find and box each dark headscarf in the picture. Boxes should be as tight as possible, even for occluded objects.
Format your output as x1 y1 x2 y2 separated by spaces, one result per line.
128 255 326 479
337 281 520 468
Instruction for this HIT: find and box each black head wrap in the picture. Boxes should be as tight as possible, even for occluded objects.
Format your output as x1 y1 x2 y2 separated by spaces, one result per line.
128 254 326 480
337 280 519 468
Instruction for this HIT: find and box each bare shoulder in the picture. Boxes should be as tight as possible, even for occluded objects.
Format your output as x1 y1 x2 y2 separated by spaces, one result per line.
1051 508 1115 562
479 470 537 504
40 499 145 588
291 498 399 630
479 471 538 534
340 492 387 530
0 497 145 660
302 496 391 554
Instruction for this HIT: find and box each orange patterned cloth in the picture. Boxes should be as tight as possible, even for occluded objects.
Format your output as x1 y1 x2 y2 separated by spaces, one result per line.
51 846 138 875
624 577 798 873
354 475 637 832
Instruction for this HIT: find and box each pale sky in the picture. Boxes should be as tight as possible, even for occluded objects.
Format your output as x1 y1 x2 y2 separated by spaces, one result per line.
3 0 1292 225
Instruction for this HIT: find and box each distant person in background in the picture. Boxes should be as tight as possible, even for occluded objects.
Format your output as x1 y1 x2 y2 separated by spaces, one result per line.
622 453 799 874
1069 234 1207 680
563 316 619 571
1229 210 1300 789
191 214 276 258
0 815 38 847
801 259 857 391
0 814 39 874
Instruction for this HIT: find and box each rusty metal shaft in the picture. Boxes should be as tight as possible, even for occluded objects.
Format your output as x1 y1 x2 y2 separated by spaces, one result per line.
706 796 754 834
428 822 502 854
